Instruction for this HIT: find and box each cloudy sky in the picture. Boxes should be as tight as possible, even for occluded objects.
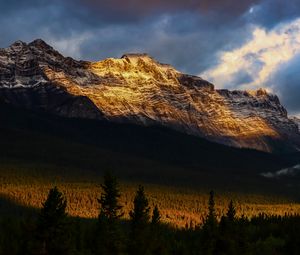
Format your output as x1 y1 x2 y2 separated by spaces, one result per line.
0 0 299 116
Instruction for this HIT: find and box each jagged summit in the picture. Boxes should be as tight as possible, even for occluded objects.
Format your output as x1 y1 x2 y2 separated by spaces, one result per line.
121 53 152 59
29 39 54 50
8 39 51 52
8 40 27 52
11 40 27 46
120 53 177 70
9 39 51 48
0 39 299 152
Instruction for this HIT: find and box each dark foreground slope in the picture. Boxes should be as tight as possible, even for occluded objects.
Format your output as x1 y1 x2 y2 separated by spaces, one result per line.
0 102 299 198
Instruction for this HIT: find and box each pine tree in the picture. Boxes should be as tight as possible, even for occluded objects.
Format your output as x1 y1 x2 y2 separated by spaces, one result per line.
151 205 161 225
129 185 151 255
207 190 217 228
130 185 150 227
98 172 123 222
35 186 71 255
218 200 237 255
201 190 218 255
96 172 124 255
150 205 166 254
226 200 236 222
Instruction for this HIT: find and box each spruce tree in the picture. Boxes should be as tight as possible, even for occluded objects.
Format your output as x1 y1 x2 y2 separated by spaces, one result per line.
150 205 166 254
226 200 236 222
129 185 151 255
96 172 124 255
202 190 218 255
207 190 217 228
130 185 150 227
151 205 161 225
218 200 237 255
98 172 123 222
35 186 71 255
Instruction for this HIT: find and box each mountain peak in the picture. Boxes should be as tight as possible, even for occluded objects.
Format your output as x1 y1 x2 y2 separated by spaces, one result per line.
256 88 268 96
117 53 177 73
29 39 53 50
121 53 152 60
120 53 159 66
246 88 269 97
11 40 27 46
9 40 27 51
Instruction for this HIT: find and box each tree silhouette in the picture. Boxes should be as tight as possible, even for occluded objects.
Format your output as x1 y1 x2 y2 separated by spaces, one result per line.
151 205 161 225
226 200 236 222
218 200 238 254
35 186 71 255
129 185 151 255
130 185 150 227
96 172 124 255
150 204 166 254
206 190 217 228
98 172 123 222
202 190 218 255
3 185 300 254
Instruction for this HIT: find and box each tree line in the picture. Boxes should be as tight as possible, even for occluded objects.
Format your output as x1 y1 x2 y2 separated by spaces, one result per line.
1 172 300 255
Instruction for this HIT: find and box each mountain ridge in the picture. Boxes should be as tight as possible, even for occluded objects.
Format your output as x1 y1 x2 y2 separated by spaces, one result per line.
0 39 299 152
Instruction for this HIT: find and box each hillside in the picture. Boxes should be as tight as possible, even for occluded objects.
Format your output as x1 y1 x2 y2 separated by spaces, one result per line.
0 102 299 194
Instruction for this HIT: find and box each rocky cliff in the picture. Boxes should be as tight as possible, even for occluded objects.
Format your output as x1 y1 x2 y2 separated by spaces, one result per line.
292 117 300 132
0 39 299 152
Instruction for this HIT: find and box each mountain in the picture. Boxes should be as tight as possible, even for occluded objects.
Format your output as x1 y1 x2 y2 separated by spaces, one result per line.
0 39 299 152
292 117 300 132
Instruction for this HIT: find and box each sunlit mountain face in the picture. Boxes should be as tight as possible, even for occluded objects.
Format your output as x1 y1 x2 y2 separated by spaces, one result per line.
0 39 299 152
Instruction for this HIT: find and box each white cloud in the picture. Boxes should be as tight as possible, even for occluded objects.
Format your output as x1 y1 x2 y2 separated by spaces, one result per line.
45 32 93 60
261 164 300 178
201 18 300 91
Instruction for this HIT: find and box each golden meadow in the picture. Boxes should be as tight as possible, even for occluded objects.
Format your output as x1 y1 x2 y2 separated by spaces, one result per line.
1 164 300 228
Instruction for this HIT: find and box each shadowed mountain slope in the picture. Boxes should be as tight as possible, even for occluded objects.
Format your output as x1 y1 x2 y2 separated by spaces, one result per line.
0 101 299 197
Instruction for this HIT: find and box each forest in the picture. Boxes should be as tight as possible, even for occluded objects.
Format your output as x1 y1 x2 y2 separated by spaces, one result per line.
1 172 300 255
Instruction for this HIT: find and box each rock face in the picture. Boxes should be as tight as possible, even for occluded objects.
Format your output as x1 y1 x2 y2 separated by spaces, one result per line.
292 117 300 132
0 39 299 152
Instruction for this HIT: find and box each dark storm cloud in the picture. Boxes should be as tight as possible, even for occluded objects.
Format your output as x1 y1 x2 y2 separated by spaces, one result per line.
0 0 300 114
77 0 261 19
77 12 254 74
270 54 300 115
246 0 300 29
0 0 261 26
0 0 257 72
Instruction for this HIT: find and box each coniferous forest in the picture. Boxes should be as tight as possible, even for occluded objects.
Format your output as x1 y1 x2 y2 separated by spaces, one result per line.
1 172 300 255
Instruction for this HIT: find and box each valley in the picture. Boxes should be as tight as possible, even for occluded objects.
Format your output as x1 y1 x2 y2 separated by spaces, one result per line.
0 102 299 227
